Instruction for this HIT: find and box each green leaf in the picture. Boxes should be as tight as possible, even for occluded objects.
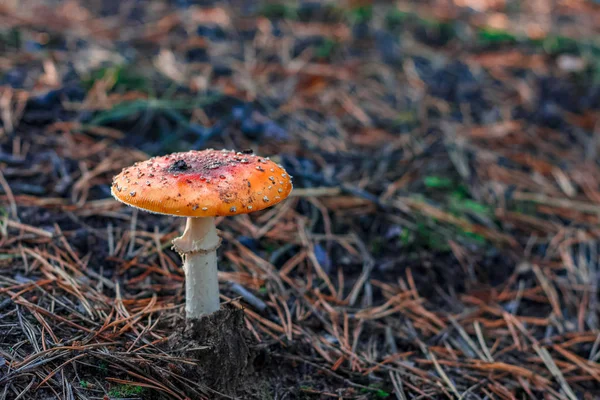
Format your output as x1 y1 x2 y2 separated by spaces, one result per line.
88 95 222 126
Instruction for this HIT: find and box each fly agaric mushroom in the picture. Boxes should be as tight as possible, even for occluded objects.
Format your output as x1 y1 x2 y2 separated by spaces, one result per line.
111 149 293 319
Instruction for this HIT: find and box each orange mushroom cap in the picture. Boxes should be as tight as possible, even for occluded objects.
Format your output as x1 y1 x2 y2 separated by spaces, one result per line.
111 149 293 217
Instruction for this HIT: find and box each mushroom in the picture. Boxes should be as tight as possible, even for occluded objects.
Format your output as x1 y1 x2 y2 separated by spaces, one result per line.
111 149 293 319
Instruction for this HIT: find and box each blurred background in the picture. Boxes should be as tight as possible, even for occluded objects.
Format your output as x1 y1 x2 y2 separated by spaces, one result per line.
1 1 600 399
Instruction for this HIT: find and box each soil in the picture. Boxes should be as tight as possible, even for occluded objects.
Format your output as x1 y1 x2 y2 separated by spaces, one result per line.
174 305 254 397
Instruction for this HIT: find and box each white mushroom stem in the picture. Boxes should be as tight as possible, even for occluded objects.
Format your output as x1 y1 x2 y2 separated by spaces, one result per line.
172 217 222 319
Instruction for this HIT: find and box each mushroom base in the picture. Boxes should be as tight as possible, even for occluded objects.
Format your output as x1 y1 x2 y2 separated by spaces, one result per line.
176 304 255 395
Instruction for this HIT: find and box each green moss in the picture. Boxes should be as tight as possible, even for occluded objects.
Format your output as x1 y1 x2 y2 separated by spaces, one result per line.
370 237 384 254
394 110 418 124
416 221 450 251
347 5 373 24
424 176 454 189
477 27 518 45
399 228 412 246
461 231 486 245
108 384 145 397
513 200 538 215
260 4 297 20
0 28 22 49
385 9 412 30
538 35 580 55
448 193 491 217
314 38 338 59
359 384 390 398
374 389 391 398
98 361 108 374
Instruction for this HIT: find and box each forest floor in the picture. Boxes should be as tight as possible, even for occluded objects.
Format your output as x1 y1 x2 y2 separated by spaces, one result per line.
1 0 600 399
